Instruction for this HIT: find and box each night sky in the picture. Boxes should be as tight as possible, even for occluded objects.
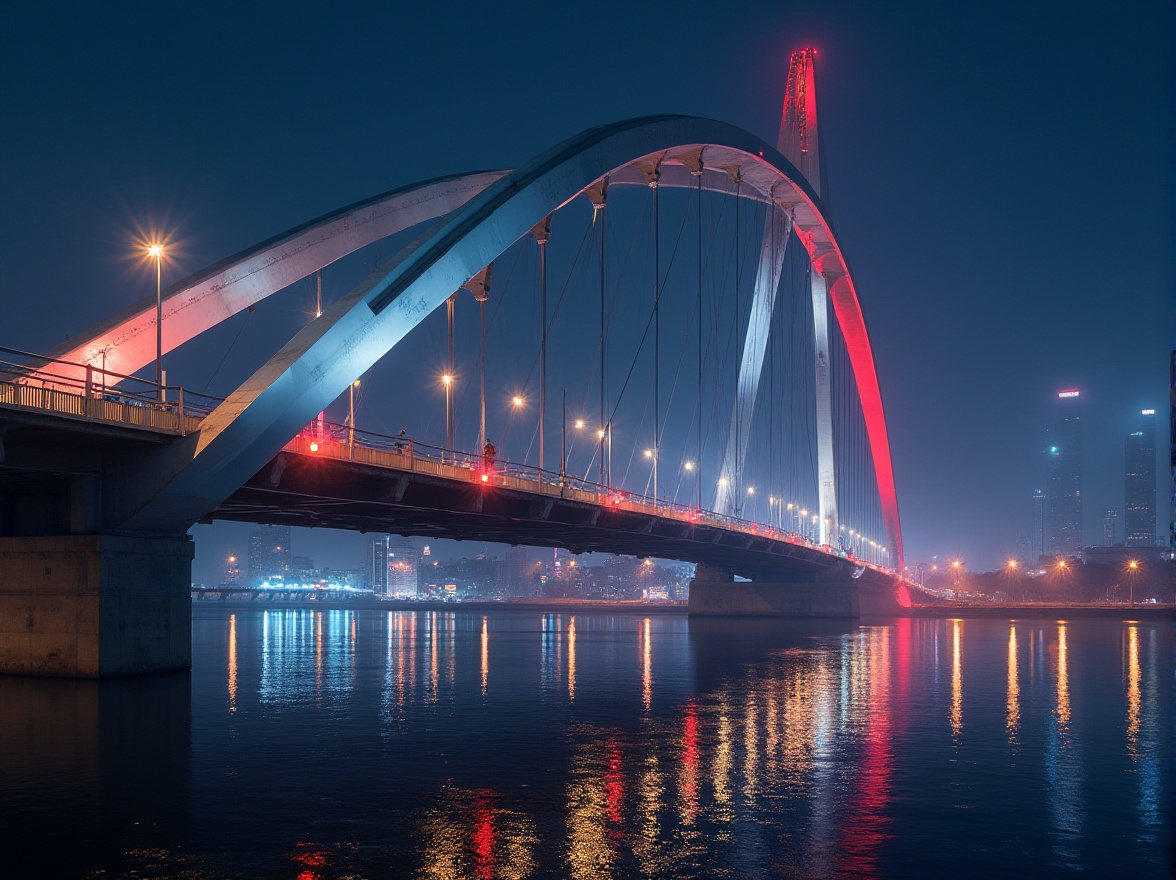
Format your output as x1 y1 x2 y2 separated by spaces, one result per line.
1 1 1170 581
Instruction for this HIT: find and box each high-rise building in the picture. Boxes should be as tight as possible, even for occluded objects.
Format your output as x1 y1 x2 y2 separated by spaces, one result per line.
1124 409 1157 547
1030 490 1045 561
1047 390 1083 555
387 536 418 597
248 525 291 584
1100 508 1119 546
367 536 390 596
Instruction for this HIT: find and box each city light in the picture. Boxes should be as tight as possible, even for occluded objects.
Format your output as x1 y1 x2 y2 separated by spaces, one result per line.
574 419 584 429
683 460 695 471
512 395 525 407
1006 558 1017 570
442 374 452 386
309 441 320 453
644 448 653 458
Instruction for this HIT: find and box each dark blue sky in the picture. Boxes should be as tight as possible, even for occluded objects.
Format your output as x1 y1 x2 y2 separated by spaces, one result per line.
1 1 1170 579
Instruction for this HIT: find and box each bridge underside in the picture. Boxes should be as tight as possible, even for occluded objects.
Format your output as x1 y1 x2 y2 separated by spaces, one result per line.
210 451 895 592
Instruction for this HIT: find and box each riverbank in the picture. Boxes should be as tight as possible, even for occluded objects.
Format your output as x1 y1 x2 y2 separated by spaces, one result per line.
903 603 1174 620
193 597 690 614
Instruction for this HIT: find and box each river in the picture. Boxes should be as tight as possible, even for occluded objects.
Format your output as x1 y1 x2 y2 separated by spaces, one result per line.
1 608 1170 878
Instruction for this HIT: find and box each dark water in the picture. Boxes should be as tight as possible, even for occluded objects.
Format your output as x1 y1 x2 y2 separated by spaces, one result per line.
0 609 1171 878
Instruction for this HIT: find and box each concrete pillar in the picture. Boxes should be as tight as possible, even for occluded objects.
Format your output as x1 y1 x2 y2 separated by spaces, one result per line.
0 534 194 677
688 570 859 619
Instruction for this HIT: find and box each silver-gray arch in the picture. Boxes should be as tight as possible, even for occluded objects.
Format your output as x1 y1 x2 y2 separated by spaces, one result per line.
39 171 508 387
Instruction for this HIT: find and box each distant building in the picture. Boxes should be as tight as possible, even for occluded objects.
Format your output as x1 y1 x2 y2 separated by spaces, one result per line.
1047 390 1083 555
505 545 530 596
1101 508 1119 547
1030 490 1045 561
1124 409 1157 547
248 525 291 584
366 536 390 596
387 536 418 597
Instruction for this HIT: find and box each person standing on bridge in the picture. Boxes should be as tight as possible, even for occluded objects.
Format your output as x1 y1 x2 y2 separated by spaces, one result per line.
483 439 497 471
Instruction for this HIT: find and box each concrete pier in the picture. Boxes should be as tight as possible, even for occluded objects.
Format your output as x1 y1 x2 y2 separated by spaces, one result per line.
688 565 859 619
0 535 193 677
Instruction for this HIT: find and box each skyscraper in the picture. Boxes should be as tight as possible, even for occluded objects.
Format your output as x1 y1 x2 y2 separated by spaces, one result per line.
367 536 390 596
1124 409 1157 547
1047 390 1082 555
387 536 418 597
1101 508 1119 546
248 525 291 584
1030 489 1045 561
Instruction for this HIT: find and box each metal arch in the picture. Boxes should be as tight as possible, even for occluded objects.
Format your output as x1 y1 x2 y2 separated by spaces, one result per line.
117 115 903 570
38 171 509 388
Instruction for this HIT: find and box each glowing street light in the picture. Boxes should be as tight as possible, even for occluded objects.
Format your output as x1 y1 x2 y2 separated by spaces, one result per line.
145 242 165 401
441 374 454 458
511 395 525 408
1125 559 1140 606
643 448 658 507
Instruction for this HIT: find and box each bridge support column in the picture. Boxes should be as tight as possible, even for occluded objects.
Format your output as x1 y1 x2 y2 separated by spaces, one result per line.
687 564 859 619
0 534 194 677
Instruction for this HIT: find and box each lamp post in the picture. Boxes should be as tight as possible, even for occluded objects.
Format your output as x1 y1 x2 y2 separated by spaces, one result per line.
146 243 164 401
1126 559 1140 606
442 374 453 462
348 379 360 460
643 448 658 508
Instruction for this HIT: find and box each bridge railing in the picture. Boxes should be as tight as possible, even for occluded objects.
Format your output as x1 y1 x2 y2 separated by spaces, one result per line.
0 345 222 434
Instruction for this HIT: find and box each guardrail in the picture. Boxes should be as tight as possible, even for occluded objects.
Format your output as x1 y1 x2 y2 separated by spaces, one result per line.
285 421 895 577
0 345 222 435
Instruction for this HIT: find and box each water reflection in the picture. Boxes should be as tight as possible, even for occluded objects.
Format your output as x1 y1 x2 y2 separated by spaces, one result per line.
1006 624 1019 747
481 615 490 697
950 619 963 741
1047 623 1083 869
568 616 576 701
227 613 238 714
641 617 652 712
10 611 1166 878
1125 625 1140 759
420 784 538 880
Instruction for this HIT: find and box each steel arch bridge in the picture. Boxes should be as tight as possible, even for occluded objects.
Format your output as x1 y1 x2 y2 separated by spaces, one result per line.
36 116 903 570
0 49 923 675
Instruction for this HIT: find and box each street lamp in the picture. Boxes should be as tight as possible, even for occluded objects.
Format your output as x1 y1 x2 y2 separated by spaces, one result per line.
643 448 658 507
146 242 165 401
441 374 453 461
1126 559 1140 606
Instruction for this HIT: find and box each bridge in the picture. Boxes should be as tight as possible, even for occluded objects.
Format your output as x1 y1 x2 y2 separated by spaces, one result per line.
0 50 918 676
